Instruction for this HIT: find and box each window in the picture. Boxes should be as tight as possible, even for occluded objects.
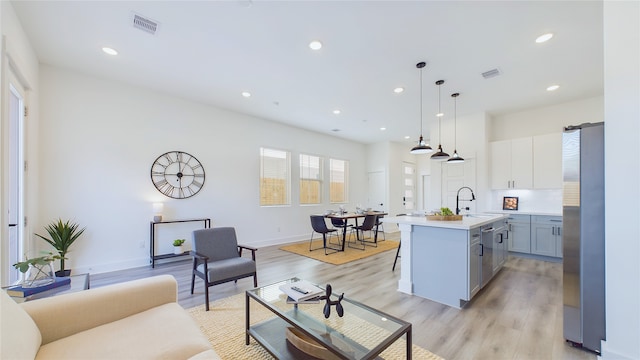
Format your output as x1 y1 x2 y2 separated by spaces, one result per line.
330 158 349 203
260 148 290 206
300 154 322 204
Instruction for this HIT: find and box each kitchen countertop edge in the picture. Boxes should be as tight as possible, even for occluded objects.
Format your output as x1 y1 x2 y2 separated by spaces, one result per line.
381 214 508 230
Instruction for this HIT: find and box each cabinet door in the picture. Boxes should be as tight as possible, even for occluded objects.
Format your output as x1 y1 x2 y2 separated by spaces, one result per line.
490 140 512 189
533 133 562 189
510 137 533 189
508 222 531 253
531 223 556 257
469 231 481 298
555 225 563 257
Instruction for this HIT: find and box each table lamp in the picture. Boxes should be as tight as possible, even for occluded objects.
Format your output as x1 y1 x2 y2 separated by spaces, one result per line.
152 203 164 222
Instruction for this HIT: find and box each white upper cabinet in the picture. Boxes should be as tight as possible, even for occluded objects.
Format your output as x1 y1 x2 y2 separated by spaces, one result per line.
490 137 533 189
533 133 562 189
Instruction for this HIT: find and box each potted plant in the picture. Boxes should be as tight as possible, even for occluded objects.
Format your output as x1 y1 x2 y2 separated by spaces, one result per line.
173 239 186 254
35 219 86 277
13 253 61 287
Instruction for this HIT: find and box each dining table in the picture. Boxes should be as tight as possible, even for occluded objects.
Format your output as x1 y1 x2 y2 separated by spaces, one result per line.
325 211 388 251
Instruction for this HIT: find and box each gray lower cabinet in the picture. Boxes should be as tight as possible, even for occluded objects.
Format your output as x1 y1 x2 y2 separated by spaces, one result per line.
530 216 563 258
507 214 531 253
469 228 481 299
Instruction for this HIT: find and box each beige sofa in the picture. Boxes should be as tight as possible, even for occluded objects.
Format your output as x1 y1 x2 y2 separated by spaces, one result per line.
1 275 219 359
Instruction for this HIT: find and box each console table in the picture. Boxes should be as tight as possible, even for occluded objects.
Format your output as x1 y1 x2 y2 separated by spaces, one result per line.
150 218 211 268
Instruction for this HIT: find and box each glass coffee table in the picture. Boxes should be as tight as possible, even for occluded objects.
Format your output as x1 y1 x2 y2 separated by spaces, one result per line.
246 278 412 359
5 273 90 303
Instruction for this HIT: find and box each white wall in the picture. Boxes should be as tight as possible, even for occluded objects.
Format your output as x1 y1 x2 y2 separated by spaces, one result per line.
490 96 604 141
37 65 368 274
602 1 640 359
428 111 490 212
0 1 40 285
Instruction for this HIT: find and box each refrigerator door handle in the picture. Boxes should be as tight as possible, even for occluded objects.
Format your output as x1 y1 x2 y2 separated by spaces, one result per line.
552 227 555 235
479 243 484 256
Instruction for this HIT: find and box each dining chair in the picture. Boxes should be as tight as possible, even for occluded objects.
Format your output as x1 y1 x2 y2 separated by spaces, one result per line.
190 227 257 311
375 214 386 242
350 214 378 250
309 215 341 255
330 217 353 241
392 214 407 271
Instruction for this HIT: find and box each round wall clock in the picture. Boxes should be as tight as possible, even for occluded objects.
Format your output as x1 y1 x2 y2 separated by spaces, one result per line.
150 151 205 199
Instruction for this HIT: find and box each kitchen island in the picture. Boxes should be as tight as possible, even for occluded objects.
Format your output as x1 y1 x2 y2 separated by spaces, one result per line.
381 214 508 308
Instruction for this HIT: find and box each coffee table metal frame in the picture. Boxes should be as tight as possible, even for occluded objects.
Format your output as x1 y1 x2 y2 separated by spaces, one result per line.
245 277 412 359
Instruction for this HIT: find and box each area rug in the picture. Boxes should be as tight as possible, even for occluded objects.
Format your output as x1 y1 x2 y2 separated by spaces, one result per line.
279 238 399 265
188 293 444 360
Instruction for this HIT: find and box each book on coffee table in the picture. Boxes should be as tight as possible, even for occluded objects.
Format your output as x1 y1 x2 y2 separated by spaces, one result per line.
279 280 324 302
6 277 71 297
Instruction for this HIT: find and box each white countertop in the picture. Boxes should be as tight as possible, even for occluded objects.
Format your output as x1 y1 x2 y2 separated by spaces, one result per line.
381 213 508 230
487 210 562 217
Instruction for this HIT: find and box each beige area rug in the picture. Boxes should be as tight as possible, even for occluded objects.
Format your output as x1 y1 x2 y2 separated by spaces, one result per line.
188 293 444 360
280 238 399 265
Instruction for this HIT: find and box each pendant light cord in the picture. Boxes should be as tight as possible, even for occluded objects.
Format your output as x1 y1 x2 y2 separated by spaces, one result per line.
453 94 457 148
438 84 441 143
420 67 424 136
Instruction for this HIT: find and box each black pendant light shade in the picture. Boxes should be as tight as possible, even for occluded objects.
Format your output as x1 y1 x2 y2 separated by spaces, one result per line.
410 62 433 154
447 92 464 163
431 80 449 161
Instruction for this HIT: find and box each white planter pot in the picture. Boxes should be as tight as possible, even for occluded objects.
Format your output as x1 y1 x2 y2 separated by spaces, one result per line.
173 246 184 255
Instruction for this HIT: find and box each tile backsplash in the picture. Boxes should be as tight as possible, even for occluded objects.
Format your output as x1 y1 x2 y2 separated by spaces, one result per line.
490 189 562 214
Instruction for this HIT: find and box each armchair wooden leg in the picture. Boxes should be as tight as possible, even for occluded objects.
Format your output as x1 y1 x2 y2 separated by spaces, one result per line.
204 282 210 311
253 274 258 287
190 272 196 294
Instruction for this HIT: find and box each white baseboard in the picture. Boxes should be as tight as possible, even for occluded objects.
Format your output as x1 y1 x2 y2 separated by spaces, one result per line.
599 340 637 360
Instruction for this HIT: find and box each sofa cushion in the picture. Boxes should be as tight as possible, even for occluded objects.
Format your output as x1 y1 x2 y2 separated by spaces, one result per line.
0 290 42 360
35 303 212 359
197 257 256 283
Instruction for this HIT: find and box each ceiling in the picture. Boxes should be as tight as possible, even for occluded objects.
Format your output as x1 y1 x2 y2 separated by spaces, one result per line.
11 1 603 144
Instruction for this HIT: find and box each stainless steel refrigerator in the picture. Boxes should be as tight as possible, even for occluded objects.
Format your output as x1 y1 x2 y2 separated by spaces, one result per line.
562 122 605 353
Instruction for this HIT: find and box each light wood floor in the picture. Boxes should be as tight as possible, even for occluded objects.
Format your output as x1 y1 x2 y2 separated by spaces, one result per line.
91 232 596 360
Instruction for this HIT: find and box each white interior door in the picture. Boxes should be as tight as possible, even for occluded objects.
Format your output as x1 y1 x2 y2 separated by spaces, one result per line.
441 159 476 214
367 171 386 211
6 71 27 285
402 162 416 212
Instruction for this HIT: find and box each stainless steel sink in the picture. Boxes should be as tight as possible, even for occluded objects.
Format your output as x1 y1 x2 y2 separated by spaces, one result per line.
464 214 495 218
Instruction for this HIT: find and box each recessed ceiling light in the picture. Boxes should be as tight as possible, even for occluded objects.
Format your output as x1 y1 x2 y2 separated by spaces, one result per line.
242 91 251 97
309 40 322 50
546 85 560 91
536 33 554 43
436 112 444 117
404 135 411 139
333 109 341 115
102 47 118 56
393 87 404 94
380 127 387 131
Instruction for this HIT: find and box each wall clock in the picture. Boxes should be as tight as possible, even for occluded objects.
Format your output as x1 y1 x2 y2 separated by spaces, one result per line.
150 151 205 199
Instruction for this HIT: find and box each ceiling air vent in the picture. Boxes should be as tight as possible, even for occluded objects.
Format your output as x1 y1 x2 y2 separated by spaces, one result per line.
481 68 501 79
132 13 159 35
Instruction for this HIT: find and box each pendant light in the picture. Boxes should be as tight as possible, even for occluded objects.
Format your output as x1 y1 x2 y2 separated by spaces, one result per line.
431 80 450 160
447 92 464 163
410 62 433 154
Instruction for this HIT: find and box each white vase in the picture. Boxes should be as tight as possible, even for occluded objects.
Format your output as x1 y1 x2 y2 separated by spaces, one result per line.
23 262 56 288
173 246 184 255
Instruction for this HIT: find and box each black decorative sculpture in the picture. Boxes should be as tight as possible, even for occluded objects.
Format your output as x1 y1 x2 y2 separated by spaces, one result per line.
320 284 344 318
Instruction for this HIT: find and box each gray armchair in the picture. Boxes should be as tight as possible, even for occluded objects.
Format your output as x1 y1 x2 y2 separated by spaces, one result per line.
190 227 257 311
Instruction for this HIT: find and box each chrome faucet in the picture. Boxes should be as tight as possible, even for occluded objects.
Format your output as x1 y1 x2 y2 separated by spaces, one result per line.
456 187 476 215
